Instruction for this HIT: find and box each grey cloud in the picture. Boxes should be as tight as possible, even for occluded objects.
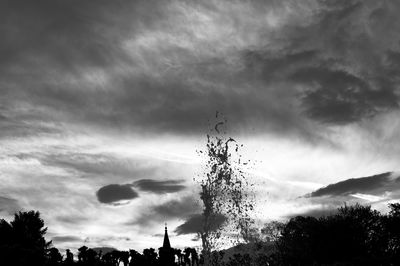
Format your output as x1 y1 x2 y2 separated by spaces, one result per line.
242 0 400 125
96 184 139 204
295 0 400 124
0 0 319 141
132 179 186 194
1 0 400 142
0 106 63 138
294 68 398 124
52 236 82 243
153 197 200 218
56 215 89 225
0 0 167 72
174 213 227 235
307 172 398 198
287 172 400 218
94 236 131 243
40 152 157 181
131 195 200 227
0 0 195 138
0 196 22 215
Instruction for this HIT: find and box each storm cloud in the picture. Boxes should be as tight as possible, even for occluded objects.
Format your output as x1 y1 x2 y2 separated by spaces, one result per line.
96 184 139 204
1 0 399 142
153 196 200 218
174 213 227 235
132 179 186 194
241 0 400 126
285 172 400 219
308 172 399 198
130 195 200 228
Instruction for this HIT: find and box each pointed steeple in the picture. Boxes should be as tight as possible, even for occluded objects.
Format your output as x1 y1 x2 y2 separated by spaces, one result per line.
163 223 171 249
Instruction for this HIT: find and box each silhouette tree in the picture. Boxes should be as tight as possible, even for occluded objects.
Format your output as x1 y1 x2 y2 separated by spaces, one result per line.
78 246 89 263
276 204 387 265
102 251 117 266
1 210 211 266
86 248 98 265
9 211 51 265
0 218 14 265
129 249 144 266
65 249 74 265
174 248 184 266
8 205 400 266
226 253 252 266
183 247 192 265
110 250 122 266
47 247 63 266
260 221 284 242
119 250 130 266
190 248 199 266
277 215 320 265
142 248 158 265
209 250 224 266
385 203 400 264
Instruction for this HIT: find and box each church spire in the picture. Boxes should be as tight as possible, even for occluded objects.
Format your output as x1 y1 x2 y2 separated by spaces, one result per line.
163 222 171 249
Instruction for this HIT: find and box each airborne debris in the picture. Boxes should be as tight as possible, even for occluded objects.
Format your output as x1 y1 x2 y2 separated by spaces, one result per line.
196 113 255 265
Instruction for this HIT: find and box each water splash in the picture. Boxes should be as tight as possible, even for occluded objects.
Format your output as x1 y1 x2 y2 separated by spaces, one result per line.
196 114 255 265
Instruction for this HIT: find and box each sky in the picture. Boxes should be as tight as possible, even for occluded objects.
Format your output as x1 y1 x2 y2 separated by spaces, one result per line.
1 0 400 253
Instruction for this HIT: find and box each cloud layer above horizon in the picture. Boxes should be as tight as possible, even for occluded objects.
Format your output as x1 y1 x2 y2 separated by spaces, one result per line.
1 0 400 252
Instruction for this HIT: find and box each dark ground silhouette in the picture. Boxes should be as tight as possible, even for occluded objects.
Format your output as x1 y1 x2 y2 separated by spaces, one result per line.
1 204 400 265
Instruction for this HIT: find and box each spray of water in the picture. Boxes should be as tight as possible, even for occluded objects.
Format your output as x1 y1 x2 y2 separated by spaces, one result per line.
196 114 255 265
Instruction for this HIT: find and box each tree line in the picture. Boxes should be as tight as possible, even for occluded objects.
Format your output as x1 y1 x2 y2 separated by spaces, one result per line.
210 203 400 266
1 203 400 265
0 210 200 266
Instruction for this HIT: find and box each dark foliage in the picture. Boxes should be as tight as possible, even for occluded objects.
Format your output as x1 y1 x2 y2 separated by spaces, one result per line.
2 204 400 265
275 203 400 266
202 204 400 266
0 210 202 266
0 211 51 266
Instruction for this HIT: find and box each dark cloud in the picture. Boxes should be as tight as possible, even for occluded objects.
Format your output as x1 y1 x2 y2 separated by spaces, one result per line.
131 195 200 228
0 196 22 215
153 197 200 218
174 213 227 235
294 0 400 124
52 236 82 243
295 69 398 124
287 172 400 219
242 0 400 126
96 184 139 204
307 172 398 197
0 112 63 138
0 0 166 72
133 179 186 194
1 0 400 142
